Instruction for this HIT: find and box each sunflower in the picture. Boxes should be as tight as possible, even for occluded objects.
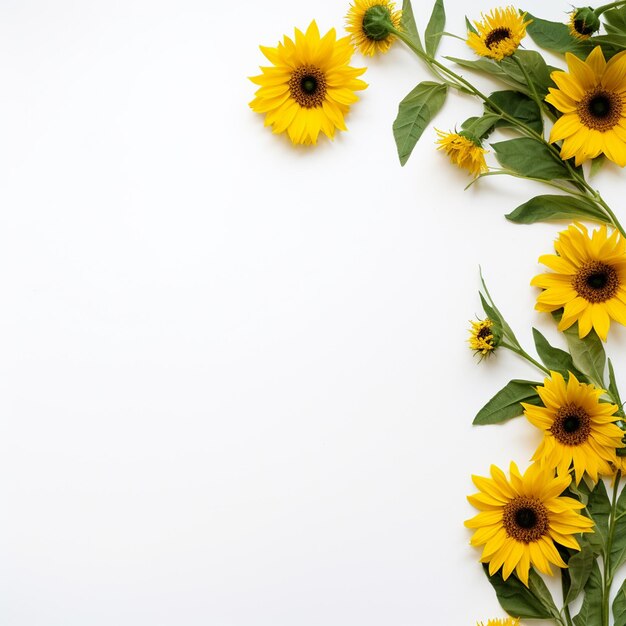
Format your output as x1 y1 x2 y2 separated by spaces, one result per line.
478 620 521 626
345 0 402 56
436 130 488 177
249 21 367 145
466 7 531 61
568 7 600 40
531 223 626 341
547 47 626 166
522 371 623 484
465 462 594 586
468 318 498 358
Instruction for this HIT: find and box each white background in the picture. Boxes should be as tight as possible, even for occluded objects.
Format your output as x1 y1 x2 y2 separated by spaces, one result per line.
2 0 626 624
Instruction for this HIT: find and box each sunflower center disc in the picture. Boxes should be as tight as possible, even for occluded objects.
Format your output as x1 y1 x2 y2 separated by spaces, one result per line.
477 326 492 340
551 403 592 445
573 261 619 303
574 18 595 36
578 88 624 131
503 496 549 543
289 65 327 108
484 27 512 49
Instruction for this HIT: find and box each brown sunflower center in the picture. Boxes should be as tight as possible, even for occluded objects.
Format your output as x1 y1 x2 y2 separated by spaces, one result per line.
502 496 549 543
485 27 512 49
577 88 624 131
573 18 595 36
477 326 492 340
289 66 327 109
572 260 619 303
551 403 591 445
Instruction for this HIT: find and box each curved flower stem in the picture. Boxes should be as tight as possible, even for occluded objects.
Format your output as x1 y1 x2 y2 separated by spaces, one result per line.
510 54 550 134
465 169 590 197
500 341 551 376
602 470 621 626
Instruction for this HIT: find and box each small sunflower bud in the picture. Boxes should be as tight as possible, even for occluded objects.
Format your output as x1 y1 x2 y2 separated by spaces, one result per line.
569 7 601 40
468 318 500 359
362 4 395 42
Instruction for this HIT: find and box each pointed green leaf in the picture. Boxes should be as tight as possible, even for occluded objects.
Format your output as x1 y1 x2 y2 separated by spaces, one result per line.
393 81 447 166
565 535 595 604
492 138 569 181
532 328 577 375
609 359 625 418
525 13 593 57
401 0 423 49
425 0 445 56
499 50 557 98
561 322 606 389
447 56 526 91
483 566 558 620
487 90 542 134
473 380 542 425
461 114 499 140
573 562 602 626
587 479 610 549
604 5 626 35
465 16 477 34
613 578 626 626
506 195 609 224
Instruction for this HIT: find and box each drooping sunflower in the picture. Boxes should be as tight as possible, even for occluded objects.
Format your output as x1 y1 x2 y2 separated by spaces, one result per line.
249 21 367 145
568 7 600 40
547 47 626 166
436 130 488 177
467 7 531 61
522 371 623 484
345 0 402 56
468 318 499 359
465 462 594 586
531 222 626 341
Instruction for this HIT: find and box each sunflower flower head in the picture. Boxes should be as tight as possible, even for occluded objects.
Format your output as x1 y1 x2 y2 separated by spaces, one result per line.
568 7 601 40
531 223 626 341
465 461 594 586
547 46 626 166
522 371 623 484
478 620 521 626
346 0 402 56
436 130 488 177
467 7 531 61
249 21 367 145
468 318 500 359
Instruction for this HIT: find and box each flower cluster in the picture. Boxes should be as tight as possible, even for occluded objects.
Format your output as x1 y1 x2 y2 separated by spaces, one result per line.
250 1 626 623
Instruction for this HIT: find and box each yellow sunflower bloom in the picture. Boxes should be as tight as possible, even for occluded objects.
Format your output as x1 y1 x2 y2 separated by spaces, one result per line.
465 462 594 586
249 21 367 145
547 47 626 166
467 7 531 61
478 620 521 626
345 0 402 56
531 223 626 341
436 130 488 177
522 371 623 484
468 318 498 358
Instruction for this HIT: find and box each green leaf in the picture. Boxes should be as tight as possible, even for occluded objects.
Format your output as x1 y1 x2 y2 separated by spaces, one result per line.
532 328 577 375
483 566 558 620
461 114 499 140
499 50 556 98
590 154 607 178
400 0 423 49
465 16 477 34
473 379 542 425
573 562 602 626
491 138 570 181
487 90 542 134
565 535 595 605
587 479 610 549
613 578 626 626
561 322 606 388
506 195 610 225
425 0 445 56
447 56 526 91
609 482 626 578
604 5 626 35
478 270 517 343
525 13 593 57
393 81 447 166
609 359 626 418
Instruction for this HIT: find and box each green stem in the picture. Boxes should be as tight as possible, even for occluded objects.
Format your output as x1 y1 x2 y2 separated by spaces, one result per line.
595 0 626 16
500 341 551 376
602 471 621 626
465 169 588 196
561 570 575 626
511 54 548 135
